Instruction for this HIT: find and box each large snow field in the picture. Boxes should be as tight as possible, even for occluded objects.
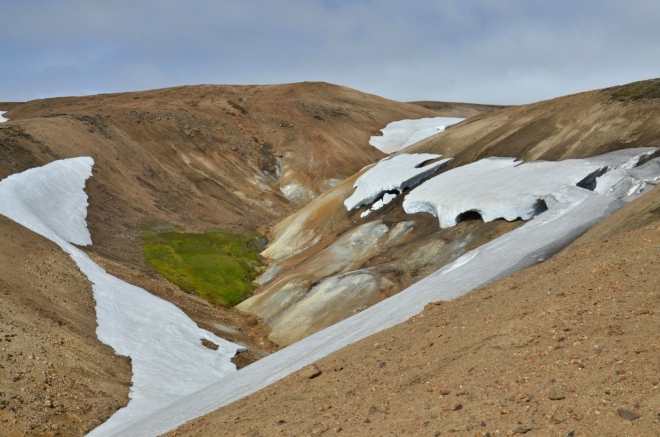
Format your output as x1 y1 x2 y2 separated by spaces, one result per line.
113 148 660 437
0 111 8 123
402 149 657 228
0 158 244 437
369 117 464 154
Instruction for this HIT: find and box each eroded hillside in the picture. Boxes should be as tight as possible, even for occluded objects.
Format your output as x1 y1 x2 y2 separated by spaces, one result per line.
0 83 453 433
165 162 660 437
238 79 660 346
0 82 439 354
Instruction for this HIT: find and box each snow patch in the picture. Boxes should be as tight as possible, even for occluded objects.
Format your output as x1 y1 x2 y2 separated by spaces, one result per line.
345 153 452 211
369 117 464 154
0 158 244 437
403 149 657 228
0 111 8 123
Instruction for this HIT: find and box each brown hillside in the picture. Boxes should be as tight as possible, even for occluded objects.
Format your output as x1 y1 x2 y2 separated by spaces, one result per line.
0 215 131 437
235 79 660 347
0 83 437 433
0 82 435 355
165 184 660 437
1 82 434 268
408 101 508 118
407 80 660 167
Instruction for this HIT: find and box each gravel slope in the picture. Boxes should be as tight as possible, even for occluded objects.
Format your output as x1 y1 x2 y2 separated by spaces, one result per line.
165 186 660 437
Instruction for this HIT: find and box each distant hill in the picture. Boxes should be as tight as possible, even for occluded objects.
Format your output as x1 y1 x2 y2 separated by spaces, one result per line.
408 100 508 117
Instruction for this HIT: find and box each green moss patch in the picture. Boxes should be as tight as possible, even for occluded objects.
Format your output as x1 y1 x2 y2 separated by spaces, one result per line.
142 229 264 307
610 79 660 101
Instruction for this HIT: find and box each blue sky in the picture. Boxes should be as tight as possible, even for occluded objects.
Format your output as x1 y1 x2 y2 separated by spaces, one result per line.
1 0 660 104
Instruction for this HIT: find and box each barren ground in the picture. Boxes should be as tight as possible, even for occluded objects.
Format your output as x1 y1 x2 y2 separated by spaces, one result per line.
165 187 660 437
0 216 131 437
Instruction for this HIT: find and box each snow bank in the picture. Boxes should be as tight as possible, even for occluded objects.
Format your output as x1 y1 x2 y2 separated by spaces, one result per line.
112 148 660 437
369 117 464 154
344 153 452 211
403 149 657 228
0 158 244 437
0 111 7 123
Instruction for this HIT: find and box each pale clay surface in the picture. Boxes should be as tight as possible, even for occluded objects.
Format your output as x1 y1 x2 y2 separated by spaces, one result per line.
0 158 244 437
113 148 660 437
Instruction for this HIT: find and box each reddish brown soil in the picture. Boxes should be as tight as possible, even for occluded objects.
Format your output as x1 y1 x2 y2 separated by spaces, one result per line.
165 187 660 437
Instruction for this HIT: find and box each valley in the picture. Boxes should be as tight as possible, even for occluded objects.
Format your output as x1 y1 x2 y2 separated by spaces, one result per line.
1 79 660 436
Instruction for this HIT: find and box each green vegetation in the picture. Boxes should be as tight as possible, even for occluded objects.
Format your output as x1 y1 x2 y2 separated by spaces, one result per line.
610 79 660 101
142 229 264 307
227 100 247 114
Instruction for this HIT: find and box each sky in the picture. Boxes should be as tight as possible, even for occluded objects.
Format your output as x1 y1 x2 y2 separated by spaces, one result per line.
1 0 660 105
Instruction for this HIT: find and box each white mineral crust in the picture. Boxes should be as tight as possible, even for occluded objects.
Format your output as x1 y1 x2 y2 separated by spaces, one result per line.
369 117 464 154
344 153 452 211
0 111 7 123
0 158 244 437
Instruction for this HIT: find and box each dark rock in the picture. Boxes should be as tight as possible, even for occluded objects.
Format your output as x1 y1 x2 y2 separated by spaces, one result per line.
617 409 640 421
300 364 322 380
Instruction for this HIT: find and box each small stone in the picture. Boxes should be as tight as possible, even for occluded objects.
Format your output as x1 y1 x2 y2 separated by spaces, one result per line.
608 325 624 336
563 432 575 437
513 427 532 434
56 406 67 413
548 391 565 400
617 409 640 421
44 400 53 408
51 424 59 430
442 402 462 411
300 364 322 380
200 339 219 351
